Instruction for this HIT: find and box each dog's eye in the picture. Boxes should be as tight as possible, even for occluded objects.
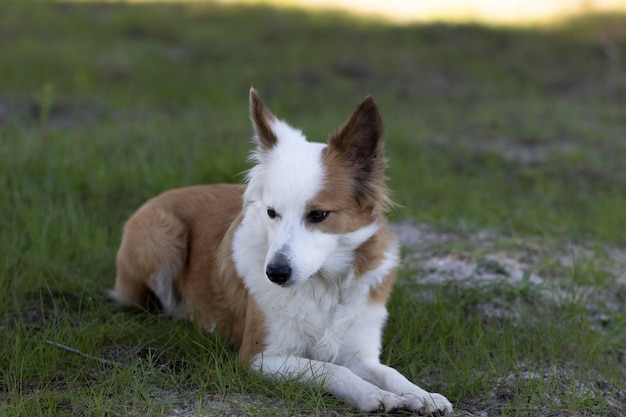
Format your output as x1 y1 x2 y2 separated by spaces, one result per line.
307 210 329 223
267 208 277 219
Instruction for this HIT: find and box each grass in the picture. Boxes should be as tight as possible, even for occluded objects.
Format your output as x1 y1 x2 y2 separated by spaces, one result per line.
1 1 625 416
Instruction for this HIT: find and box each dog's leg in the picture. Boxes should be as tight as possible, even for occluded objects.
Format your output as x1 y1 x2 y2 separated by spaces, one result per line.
250 354 409 413
111 207 187 314
350 359 453 415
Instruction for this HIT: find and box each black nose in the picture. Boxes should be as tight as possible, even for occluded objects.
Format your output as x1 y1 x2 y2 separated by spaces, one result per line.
266 254 292 286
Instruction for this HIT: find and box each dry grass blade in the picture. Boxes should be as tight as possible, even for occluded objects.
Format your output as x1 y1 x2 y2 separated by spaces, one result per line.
45 340 126 368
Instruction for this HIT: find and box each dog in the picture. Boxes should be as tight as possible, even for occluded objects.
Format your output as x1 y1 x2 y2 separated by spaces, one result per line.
110 89 453 415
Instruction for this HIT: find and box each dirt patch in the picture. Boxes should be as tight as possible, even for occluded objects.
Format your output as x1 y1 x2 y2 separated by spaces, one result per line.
163 391 300 417
455 365 626 417
390 220 626 315
390 221 626 416
424 135 579 167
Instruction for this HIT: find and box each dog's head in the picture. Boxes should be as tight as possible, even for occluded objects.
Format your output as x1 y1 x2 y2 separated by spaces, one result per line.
241 89 391 287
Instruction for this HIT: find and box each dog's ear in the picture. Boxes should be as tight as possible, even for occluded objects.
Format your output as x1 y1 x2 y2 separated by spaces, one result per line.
327 96 390 211
328 96 385 172
249 88 278 151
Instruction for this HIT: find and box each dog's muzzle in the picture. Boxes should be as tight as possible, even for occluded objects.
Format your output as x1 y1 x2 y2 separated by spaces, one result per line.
266 252 292 286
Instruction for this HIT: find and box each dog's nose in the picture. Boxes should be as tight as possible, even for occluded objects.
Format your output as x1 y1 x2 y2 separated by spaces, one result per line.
266 254 292 286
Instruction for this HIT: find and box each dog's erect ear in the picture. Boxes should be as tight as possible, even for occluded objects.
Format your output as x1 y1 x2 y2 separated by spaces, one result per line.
328 96 385 171
249 88 278 151
326 96 390 212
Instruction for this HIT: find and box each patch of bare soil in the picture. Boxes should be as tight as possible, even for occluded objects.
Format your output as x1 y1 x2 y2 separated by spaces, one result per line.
389 220 626 417
390 220 626 314
424 135 580 167
161 390 290 417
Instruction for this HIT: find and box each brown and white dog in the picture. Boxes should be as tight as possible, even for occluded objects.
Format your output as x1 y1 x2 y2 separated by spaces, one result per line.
111 89 452 415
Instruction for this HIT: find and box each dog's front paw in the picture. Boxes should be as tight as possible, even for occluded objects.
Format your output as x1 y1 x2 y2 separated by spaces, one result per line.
422 392 453 416
357 388 408 413
402 391 453 416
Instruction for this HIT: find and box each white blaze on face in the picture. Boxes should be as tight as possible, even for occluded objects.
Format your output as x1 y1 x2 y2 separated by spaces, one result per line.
244 119 338 286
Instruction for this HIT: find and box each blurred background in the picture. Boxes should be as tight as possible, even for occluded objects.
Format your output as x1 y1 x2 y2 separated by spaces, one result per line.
2 2 626 415
1 0 625 242
222 0 626 24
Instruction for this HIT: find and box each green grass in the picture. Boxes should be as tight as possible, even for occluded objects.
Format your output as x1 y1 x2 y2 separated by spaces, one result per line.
1 1 625 416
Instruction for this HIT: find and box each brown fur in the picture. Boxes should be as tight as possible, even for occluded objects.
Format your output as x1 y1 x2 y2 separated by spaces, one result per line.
250 90 278 151
112 184 266 362
361 228 398 304
317 98 397 304
326 96 392 213
311 150 377 235
313 95 389 234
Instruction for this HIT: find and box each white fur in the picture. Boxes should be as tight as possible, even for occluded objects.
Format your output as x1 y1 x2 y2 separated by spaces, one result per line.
151 270 178 314
231 114 453 415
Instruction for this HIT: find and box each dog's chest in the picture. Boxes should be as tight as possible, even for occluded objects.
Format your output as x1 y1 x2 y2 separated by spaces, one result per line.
260 280 369 362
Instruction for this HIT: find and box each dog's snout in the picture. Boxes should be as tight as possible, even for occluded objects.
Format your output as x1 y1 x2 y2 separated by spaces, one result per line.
266 253 292 286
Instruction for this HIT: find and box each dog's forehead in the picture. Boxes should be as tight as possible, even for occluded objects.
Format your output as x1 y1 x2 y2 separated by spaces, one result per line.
261 137 327 210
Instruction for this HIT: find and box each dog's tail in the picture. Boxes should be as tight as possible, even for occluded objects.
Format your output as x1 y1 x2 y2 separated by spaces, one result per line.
110 206 187 315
